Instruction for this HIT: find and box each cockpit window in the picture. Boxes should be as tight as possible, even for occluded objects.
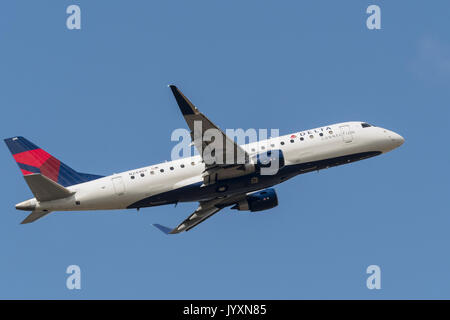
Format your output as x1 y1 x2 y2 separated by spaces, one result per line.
361 123 372 128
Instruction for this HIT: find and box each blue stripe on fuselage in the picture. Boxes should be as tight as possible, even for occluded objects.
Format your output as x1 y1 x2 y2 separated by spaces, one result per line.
126 151 382 209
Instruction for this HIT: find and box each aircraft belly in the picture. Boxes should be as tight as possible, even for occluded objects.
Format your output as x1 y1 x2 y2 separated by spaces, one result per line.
126 151 381 209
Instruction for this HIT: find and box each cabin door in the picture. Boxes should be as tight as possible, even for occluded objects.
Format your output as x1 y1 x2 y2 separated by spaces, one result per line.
339 125 353 143
112 176 126 196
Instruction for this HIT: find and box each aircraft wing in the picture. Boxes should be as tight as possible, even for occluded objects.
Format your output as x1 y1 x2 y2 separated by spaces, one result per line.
169 85 250 174
153 193 247 234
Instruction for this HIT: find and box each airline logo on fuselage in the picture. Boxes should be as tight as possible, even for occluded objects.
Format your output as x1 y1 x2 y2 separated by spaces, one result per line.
296 127 333 136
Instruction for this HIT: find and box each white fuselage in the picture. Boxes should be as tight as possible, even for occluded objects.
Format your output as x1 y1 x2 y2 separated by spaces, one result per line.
19 121 404 213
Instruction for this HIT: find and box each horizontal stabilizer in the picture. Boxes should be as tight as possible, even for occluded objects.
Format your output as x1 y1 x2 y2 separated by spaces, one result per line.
152 223 173 235
24 174 75 202
21 210 51 224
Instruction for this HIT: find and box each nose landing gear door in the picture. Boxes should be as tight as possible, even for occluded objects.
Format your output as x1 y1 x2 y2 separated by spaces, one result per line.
339 125 353 143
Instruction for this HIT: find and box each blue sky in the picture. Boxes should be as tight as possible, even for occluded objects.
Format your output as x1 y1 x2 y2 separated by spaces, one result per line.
0 0 449 299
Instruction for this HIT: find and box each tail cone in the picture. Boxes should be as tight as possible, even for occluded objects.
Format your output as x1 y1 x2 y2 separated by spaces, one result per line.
15 200 36 211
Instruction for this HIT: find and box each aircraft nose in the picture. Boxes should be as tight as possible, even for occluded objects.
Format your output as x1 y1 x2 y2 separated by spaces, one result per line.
390 132 405 147
384 130 404 148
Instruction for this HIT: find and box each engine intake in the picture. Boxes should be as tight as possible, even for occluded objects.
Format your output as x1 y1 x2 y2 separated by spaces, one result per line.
231 188 278 212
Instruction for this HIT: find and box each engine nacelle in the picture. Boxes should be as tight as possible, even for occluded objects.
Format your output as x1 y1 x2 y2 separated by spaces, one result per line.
231 188 278 212
253 150 285 175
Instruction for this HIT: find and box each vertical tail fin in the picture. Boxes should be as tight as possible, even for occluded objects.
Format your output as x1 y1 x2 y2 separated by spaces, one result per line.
4 136 103 187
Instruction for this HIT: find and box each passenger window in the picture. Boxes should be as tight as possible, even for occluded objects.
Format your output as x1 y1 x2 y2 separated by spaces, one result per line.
280 141 285 145
150 171 154 175
329 130 333 134
251 148 255 152
160 169 164 173
180 164 185 168
130 176 135 179
309 135 314 139
170 167 174 171
191 161 195 166
361 123 372 128
300 137 304 141
290 139 294 143
319 133 323 136
261 146 265 150
140 173 145 177
270 144 275 147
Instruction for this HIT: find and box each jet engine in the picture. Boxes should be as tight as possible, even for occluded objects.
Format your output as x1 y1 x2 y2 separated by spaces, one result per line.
231 188 278 212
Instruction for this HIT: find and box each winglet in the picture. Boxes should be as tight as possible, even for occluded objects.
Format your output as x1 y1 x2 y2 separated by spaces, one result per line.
152 223 173 235
168 85 197 115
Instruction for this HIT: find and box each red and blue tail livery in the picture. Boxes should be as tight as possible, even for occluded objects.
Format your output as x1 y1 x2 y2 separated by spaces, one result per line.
4 136 103 187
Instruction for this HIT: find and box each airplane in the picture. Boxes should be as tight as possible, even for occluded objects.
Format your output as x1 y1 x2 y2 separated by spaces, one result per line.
4 85 404 234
